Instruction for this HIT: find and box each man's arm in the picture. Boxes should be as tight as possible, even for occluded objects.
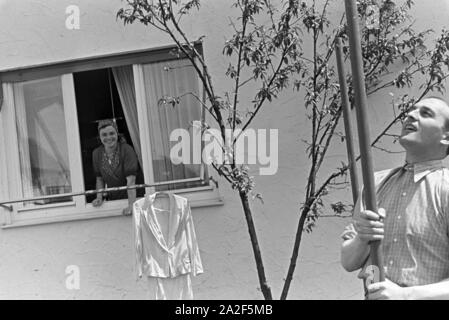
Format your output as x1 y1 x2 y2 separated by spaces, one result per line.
368 278 449 300
406 279 449 300
341 233 370 272
340 208 385 272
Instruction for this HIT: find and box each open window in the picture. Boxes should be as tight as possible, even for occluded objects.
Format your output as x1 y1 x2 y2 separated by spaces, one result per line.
0 45 222 228
73 67 144 204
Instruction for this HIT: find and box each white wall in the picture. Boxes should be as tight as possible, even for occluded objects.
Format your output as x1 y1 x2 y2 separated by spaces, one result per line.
0 0 448 300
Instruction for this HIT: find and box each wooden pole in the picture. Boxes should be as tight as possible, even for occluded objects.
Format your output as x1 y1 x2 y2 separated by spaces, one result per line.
335 37 359 205
344 0 385 283
336 36 370 297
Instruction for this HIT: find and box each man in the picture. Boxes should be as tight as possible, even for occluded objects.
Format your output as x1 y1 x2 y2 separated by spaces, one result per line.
341 97 449 300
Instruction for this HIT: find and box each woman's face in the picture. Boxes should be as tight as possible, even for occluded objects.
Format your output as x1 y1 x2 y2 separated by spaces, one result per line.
99 125 118 149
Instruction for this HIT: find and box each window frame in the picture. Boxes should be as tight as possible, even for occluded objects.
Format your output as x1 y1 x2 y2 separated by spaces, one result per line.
13 75 85 211
0 44 223 228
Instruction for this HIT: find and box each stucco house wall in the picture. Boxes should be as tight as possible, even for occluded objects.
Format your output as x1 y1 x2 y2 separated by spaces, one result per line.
0 0 448 299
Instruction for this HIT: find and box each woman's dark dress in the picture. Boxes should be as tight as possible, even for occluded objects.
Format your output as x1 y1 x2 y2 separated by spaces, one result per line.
92 142 141 200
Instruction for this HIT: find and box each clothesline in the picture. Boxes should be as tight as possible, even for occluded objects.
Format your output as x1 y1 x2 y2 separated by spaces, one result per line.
0 177 204 211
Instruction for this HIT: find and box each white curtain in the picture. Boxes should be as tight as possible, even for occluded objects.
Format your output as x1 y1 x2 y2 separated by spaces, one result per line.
142 59 204 190
112 65 143 166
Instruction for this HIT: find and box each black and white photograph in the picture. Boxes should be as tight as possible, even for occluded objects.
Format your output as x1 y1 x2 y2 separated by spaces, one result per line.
1 0 449 304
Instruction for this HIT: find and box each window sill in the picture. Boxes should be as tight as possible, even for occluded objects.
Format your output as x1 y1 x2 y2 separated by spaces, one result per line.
1 186 223 229
2 207 125 229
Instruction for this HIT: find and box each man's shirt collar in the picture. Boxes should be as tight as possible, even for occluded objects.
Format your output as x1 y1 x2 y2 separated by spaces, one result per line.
403 159 444 183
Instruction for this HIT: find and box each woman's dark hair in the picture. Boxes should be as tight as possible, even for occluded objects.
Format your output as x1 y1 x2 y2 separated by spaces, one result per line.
97 119 126 144
97 119 118 133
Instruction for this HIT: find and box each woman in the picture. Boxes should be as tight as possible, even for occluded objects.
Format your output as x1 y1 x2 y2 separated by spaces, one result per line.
92 119 139 215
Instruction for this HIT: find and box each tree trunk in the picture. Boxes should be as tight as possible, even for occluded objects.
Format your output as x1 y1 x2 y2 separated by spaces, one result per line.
280 202 311 300
238 190 273 300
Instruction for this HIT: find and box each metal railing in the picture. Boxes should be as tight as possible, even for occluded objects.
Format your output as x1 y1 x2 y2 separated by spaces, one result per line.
0 177 204 212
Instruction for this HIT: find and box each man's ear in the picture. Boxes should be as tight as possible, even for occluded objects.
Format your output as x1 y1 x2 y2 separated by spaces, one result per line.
441 132 449 145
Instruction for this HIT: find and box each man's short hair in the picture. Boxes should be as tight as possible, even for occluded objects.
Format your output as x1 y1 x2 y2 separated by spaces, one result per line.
423 95 449 109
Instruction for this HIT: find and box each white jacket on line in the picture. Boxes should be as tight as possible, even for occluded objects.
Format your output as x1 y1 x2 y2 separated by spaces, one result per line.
133 192 203 279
